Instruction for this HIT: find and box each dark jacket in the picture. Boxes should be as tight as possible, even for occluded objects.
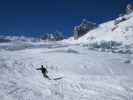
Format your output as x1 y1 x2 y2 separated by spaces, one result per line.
36 65 48 74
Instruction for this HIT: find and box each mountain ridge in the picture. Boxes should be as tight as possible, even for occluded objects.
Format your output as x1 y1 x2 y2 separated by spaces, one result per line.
65 12 133 45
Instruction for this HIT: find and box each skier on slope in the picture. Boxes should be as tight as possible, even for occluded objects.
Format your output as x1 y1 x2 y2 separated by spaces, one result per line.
36 65 51 80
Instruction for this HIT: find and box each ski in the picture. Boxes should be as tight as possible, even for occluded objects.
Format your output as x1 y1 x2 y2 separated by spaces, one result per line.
53 77 63 80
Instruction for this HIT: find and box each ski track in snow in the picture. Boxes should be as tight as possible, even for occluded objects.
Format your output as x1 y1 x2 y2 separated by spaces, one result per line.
0 42 133 100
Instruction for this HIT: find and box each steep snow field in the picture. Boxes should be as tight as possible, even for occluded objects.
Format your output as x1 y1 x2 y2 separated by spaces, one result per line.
64 12 133 45
0 42 133 100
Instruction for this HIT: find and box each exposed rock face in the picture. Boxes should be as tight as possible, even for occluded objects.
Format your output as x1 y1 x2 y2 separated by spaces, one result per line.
74 19 96 39
114 4 133 25
114 16 127 25
126 4 133 14
42 31 64 41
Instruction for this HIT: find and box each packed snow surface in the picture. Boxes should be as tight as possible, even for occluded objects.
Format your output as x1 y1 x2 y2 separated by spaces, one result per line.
0 41 133 100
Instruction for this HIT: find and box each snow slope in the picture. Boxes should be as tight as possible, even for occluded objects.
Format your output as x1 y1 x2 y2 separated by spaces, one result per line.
65 12 133 45
0 42 133 100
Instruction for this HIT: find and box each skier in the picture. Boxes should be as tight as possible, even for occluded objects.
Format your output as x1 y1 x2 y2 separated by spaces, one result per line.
36 65 51 80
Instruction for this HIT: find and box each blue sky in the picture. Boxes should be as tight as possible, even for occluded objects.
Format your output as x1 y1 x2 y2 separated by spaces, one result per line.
0 0 133 37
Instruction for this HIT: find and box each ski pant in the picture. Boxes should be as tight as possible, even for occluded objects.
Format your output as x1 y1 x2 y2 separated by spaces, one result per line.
43 74 51 80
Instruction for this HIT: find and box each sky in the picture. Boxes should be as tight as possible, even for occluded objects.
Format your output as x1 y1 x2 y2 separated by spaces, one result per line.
0 0 133 37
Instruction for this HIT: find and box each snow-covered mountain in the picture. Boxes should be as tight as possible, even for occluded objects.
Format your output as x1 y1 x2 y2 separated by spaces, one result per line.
0 35 42 43
65 12 133 45
1 9 133 100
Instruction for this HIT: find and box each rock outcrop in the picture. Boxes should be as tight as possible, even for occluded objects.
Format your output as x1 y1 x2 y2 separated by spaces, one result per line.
74 19 96 39
42 31 64 41
126 4 133 14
